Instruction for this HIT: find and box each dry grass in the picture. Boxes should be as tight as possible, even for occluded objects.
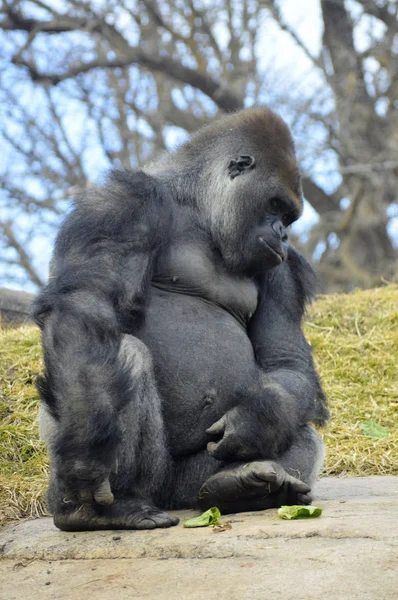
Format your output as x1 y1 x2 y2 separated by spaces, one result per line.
0 325 48 524
305 284 398 478
0 285 397 525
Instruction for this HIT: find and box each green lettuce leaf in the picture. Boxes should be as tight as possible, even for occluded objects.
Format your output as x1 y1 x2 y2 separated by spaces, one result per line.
278 505 322 520
184 507 222 528
360 421 389 440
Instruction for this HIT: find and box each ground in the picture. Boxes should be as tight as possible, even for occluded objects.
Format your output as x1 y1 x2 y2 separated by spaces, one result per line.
0 477 397 599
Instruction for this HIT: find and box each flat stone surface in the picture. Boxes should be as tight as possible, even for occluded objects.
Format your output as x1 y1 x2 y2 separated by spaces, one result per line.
314 475 398 500
0 477 397 599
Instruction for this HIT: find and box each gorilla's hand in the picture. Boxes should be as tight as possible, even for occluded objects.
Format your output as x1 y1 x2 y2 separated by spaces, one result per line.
57 457 114 506
206 401 293 461
206 408 260 461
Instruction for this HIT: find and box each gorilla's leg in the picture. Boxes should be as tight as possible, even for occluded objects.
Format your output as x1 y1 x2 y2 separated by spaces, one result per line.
198 426 324 513
164 451 222 510
41 336 179 531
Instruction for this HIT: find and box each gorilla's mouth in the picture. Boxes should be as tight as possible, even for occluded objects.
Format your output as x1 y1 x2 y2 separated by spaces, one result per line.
258 237 284 263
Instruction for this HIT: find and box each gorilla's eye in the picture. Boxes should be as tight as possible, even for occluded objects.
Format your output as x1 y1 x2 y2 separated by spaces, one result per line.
282 212 295 227
269 198 280 214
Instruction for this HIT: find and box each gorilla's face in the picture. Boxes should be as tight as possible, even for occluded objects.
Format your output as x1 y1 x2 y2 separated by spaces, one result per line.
244 204 292 274
208 150 302 276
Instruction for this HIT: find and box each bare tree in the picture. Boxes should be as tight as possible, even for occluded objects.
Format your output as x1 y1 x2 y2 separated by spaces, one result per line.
0 0 397 290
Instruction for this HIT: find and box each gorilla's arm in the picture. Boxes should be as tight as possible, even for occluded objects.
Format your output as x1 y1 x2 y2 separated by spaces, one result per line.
207 248 329 462
33 170 169 504
250 247 329 421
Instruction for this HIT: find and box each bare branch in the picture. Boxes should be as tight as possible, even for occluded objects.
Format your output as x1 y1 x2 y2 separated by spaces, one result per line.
359 0 398 28
141 0 190 45
320 0 369 99
302 177 342 214
339 160 398 174
261 1 323 69
0 5 90 33
188 0 224 65
0 221 44 287
13 51 243 112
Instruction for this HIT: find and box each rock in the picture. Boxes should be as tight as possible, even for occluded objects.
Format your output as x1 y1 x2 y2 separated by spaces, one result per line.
0 477 397 599
0 287 35 324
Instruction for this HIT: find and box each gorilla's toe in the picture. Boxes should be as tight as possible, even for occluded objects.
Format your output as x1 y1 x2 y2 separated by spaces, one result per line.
130 509 180 529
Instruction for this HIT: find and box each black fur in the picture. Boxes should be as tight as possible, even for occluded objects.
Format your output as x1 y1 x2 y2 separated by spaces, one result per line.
34 107 328 530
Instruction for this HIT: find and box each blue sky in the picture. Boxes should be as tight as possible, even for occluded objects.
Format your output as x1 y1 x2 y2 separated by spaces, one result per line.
1 0 396 291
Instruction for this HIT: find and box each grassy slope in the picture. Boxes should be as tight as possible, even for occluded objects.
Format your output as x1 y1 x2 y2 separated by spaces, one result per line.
0 285 397 524
306 285 397 478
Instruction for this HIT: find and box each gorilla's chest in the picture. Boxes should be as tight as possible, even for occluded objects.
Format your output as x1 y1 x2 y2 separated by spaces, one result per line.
135 241 260 454
151 242 258 326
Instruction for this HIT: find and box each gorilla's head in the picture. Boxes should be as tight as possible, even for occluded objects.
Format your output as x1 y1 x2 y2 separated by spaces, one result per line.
154 107 303 275
199 108 303 274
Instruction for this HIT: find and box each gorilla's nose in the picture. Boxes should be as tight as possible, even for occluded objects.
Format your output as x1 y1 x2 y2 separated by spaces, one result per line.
271 219 287 241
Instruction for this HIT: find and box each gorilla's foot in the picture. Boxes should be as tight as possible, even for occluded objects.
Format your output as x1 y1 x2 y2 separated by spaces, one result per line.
54 498 179 531
198 461 311 514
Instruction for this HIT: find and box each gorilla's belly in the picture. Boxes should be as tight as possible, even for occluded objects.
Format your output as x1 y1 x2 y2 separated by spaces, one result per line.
136 289 258 456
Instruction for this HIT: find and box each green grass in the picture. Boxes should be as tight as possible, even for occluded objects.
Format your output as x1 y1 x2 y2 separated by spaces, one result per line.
1 285 397 525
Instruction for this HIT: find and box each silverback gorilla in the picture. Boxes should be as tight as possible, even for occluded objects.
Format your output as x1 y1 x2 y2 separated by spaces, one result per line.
34 107 329 531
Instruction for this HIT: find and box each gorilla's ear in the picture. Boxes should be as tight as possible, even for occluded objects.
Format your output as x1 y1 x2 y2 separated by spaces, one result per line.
228 155 256 179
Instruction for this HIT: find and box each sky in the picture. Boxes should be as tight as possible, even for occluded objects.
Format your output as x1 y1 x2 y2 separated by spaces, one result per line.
1 0 396 291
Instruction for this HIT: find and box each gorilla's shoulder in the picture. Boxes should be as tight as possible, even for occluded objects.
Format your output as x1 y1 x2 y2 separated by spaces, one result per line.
263 247 318 321
105 169 167 202
78 169 171 213
56 169 172 254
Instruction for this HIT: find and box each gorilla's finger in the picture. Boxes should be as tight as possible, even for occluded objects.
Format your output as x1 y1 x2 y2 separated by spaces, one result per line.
206 416 226 437
207 440 221 455
285 474 311 494
94 478 114 505
207 436 236 460
297 492 312 505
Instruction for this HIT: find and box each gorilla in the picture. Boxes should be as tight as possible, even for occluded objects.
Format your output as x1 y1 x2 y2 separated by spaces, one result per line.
34 107 329 531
